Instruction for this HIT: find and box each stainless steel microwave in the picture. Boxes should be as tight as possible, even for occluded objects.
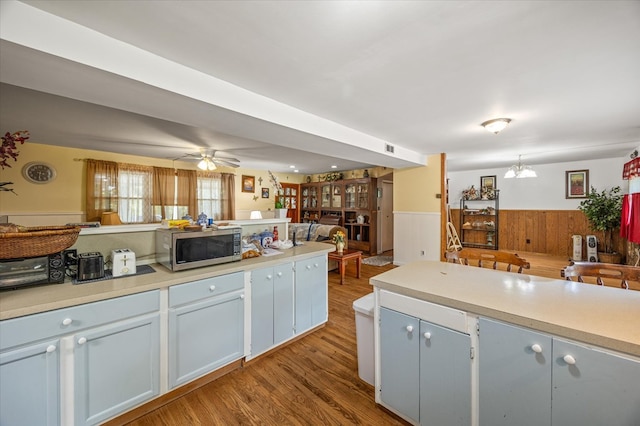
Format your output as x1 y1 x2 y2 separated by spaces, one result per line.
155 227 242 271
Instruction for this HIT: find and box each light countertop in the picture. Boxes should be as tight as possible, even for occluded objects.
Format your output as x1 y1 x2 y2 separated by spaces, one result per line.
370 261 640 357
0 243 333 321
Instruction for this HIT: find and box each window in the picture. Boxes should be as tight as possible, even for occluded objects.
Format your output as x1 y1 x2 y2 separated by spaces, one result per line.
118 164 154 223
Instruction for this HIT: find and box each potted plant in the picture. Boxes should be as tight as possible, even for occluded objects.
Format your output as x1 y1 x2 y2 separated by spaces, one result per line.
578 186 624 263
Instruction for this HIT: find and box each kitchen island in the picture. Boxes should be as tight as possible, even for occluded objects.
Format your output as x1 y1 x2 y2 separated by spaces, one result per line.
0 242 333 426
370 260 640 426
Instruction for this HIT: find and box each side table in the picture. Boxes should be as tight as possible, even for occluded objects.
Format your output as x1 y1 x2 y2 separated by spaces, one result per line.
327 248 362 285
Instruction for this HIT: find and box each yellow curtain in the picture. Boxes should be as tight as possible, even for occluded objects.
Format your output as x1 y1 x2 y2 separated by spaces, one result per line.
85 159 119 222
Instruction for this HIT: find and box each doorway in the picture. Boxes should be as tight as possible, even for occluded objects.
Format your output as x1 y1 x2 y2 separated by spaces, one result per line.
380 179 394 253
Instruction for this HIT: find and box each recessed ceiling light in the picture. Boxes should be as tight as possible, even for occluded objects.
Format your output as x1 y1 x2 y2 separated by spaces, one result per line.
289 165 296 169
331 165 337 169
294 169 299 173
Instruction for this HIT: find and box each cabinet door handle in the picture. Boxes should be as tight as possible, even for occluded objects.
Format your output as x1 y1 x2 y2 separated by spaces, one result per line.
209 285 216 292
423 332 431 340
77 337 87 345
531 344 543 354
62 318 73 326
306 265 312 270
406 325 414 333
276 272 282 277
563 354 576 365
240 294 245 299
313 263 319 268
46 345 57 353
266 275 272 280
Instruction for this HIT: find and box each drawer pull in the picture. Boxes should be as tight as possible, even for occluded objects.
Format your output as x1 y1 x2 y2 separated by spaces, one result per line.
209 285 216 292
406 325 414 333
62 318 73 326
46 345 56 353
563 354 576 365
314 263 319 268
306 265 311 270
276 272 282 277
531 344 543 354
77 337 87 345
240 294 245 299
423 332 431 340
266 275 272 280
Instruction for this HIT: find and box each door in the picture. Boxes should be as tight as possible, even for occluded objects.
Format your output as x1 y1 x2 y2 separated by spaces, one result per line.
419 320 471 426
0 339 60 426
380 307 420 423
251 267 275 356
295 255 327 333
273 262 294 345
552 339 640 425
74 313 160 426
478 318 552 426
381 180 393 253
278 183 299 222
169 290 244 388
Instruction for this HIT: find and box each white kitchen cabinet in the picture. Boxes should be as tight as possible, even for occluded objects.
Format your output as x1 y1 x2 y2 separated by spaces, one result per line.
294 255 328 334
168 272 245 388
250 262 294 358
379 307 471 425
0 338 60 426
479 318 640 426
74 312 160 426
0 290 160 426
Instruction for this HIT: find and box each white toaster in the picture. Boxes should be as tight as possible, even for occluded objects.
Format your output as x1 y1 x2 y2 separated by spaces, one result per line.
111 248 137 277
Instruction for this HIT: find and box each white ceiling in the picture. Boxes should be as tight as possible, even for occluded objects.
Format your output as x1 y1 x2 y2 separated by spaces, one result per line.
1 0 639 174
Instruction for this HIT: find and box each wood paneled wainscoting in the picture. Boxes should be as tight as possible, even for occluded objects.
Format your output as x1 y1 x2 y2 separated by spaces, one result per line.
450 209 626 259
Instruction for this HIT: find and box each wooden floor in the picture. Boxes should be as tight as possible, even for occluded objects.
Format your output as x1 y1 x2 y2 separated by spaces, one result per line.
124 251 636 425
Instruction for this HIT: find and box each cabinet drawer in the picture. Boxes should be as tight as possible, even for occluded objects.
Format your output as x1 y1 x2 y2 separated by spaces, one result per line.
0 290 159 351
169 272 244 307
379 290 468 334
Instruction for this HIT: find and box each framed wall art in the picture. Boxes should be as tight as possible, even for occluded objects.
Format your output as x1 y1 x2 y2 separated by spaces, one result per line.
480 175 496 190
565 170 589 199
242 175 255 193
261 187 270 198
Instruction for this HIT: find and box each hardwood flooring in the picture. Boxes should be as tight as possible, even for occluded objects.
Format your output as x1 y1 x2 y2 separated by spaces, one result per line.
123 250 636 425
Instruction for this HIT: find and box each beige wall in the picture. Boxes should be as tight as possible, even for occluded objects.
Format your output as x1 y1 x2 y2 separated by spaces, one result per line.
0 143 304 223
393 154 442 212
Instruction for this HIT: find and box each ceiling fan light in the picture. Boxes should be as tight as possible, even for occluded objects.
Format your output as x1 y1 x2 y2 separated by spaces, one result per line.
197 159 208 170
482 118 511 134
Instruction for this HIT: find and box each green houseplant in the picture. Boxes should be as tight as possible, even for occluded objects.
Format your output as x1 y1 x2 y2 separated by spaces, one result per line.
578 186 623 261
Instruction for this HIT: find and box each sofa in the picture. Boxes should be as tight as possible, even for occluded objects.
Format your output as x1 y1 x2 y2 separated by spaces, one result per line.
289 222 347 271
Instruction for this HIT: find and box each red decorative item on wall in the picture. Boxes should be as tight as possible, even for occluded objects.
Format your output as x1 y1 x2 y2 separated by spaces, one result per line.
1 130 30 169
622 157 639 180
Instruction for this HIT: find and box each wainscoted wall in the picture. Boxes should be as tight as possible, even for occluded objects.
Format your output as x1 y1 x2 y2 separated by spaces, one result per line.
450 209 625 259
394 211 441 265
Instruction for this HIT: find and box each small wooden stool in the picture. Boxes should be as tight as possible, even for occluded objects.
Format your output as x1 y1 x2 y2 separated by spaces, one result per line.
327 248 362 285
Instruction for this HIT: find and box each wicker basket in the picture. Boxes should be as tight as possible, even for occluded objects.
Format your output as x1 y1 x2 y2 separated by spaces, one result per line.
0 225 81 259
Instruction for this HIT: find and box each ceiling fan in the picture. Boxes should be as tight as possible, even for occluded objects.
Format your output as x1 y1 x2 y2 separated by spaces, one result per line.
177 150 240 170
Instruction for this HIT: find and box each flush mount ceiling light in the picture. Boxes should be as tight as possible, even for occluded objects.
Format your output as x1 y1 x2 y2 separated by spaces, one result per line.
481 118 512 134
197 156 217 171
504 155 537 179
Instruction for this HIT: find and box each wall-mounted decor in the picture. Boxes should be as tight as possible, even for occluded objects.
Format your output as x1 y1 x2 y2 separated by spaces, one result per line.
261 187 270 198
242 175 255 193
566 170 589 199
481 175 496 190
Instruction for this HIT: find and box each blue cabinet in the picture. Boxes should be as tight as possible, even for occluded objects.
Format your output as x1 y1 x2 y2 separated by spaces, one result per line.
552 339 640 426
168 272 245 388
478 318 552 426
251 263 294 358
0 290 160 426
0 339 60 426
380 307 471 425
74 313 160 426
294 255 327 333
479 318 640 426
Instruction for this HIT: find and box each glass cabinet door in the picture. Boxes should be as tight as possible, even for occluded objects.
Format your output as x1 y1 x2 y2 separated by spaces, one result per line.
332 184 342 208
309 186 317 208
345 183 356 209
321 184 331 208
357 183 369 209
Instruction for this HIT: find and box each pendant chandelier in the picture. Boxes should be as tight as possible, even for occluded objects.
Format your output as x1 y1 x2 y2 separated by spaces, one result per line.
504 155 537 179
197 157 217 171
